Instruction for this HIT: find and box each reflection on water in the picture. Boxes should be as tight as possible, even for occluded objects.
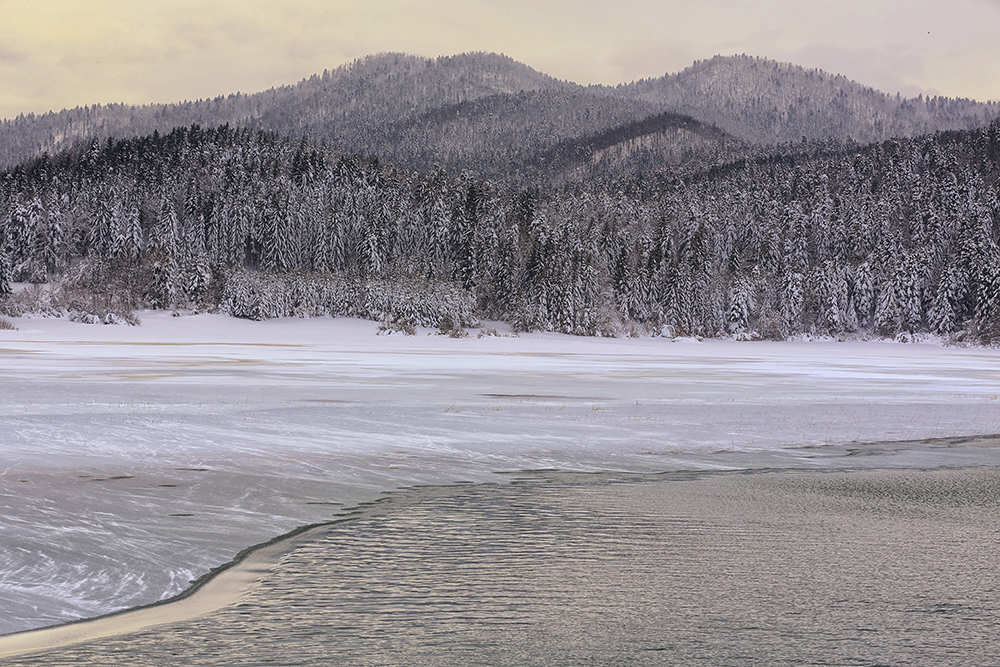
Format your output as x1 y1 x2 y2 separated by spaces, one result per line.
9 468 1000 666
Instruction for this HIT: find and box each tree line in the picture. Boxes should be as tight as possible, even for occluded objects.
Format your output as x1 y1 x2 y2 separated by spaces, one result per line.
2 120 999 341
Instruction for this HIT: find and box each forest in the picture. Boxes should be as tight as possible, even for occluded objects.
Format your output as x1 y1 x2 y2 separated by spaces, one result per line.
2 116 1000 342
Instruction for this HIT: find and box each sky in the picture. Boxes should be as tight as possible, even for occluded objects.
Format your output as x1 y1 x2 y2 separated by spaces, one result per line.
1 0 999 120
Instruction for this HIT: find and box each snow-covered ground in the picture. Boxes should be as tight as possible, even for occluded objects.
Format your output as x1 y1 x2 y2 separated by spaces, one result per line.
3 311 1000 635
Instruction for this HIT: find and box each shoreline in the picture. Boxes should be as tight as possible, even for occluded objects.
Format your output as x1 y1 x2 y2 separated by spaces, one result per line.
3 457 1000 660
0 520 336 659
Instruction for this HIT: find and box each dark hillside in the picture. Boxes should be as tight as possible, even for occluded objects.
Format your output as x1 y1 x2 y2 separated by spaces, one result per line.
532 112 746 183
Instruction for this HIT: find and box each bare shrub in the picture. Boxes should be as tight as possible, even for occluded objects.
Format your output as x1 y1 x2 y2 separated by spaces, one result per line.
437 316 468 338
377 318 416 336
0 267 141 326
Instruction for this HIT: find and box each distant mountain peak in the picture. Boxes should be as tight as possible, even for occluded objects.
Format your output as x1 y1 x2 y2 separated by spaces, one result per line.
621 53 999 144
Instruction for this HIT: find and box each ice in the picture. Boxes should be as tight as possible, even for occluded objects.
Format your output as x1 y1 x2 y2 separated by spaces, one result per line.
2 312 1000 634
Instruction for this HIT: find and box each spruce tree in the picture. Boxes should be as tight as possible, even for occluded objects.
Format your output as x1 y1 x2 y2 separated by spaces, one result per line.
147 197 180 309
0 244 12 299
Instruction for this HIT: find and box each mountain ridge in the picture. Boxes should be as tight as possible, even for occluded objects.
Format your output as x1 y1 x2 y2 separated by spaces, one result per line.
620 54 1000 144
1 51 998 182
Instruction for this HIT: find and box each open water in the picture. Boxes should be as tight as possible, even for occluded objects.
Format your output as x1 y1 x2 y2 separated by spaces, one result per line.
7 466 1000 666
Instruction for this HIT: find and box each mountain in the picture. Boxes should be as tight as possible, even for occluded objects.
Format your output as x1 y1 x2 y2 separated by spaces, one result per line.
0 52 577 173
620 55 1000 144
1 52 998 183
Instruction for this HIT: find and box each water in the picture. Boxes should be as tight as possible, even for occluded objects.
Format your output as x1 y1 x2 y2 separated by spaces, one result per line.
8 467 1000 665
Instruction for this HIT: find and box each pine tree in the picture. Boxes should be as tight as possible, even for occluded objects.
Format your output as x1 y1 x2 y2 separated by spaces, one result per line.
874 280 900 336
896 255 924 332
816 260 849 333
260 191 286 273
928 263 961 334
147 197 180 309
29 211 57 283
781 271 805 333
975 256 1000 338
6 199 31 268
727 274 755 334
852 259 875 328
15 197 44 281
88 193 114 261
0 242 12 298
110 197 142 266
783 202 809 274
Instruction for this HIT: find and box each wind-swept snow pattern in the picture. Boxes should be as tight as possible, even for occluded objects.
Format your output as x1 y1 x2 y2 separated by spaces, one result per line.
3 312 1000 635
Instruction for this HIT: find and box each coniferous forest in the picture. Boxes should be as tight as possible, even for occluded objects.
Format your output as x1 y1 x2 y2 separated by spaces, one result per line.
2 54 1000 343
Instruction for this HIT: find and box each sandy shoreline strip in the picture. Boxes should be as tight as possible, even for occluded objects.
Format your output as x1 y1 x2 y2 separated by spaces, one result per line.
0 521 337 659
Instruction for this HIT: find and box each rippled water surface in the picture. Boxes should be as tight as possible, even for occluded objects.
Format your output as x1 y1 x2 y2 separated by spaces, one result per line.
9 467 1000 666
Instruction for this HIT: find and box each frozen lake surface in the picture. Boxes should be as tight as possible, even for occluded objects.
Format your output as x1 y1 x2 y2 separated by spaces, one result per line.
3 312 1000 635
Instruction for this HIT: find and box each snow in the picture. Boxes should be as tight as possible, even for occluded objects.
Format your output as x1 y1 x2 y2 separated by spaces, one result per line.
3 311 1000 635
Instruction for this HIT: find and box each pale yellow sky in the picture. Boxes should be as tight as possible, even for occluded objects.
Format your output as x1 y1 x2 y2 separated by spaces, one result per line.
1 0 999 120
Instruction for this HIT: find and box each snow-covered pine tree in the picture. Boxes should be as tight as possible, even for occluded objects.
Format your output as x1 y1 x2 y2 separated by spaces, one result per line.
426 194 452 279
147 196 180 309
5 199 31 271
27 208 57 283
44 189 68 275
0 240 12 298
894 253 923 333
87 189 114 262
928 263 962 335
874 278 901 336
488 222 521 316
228 197 252 268
974 255 1000 339
815 260 850 333
781 271 805 333
110 196 142 267
260 190 287 273
852 258 875 328
783 202 809 275
357 183 387 278
727 274 755 335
